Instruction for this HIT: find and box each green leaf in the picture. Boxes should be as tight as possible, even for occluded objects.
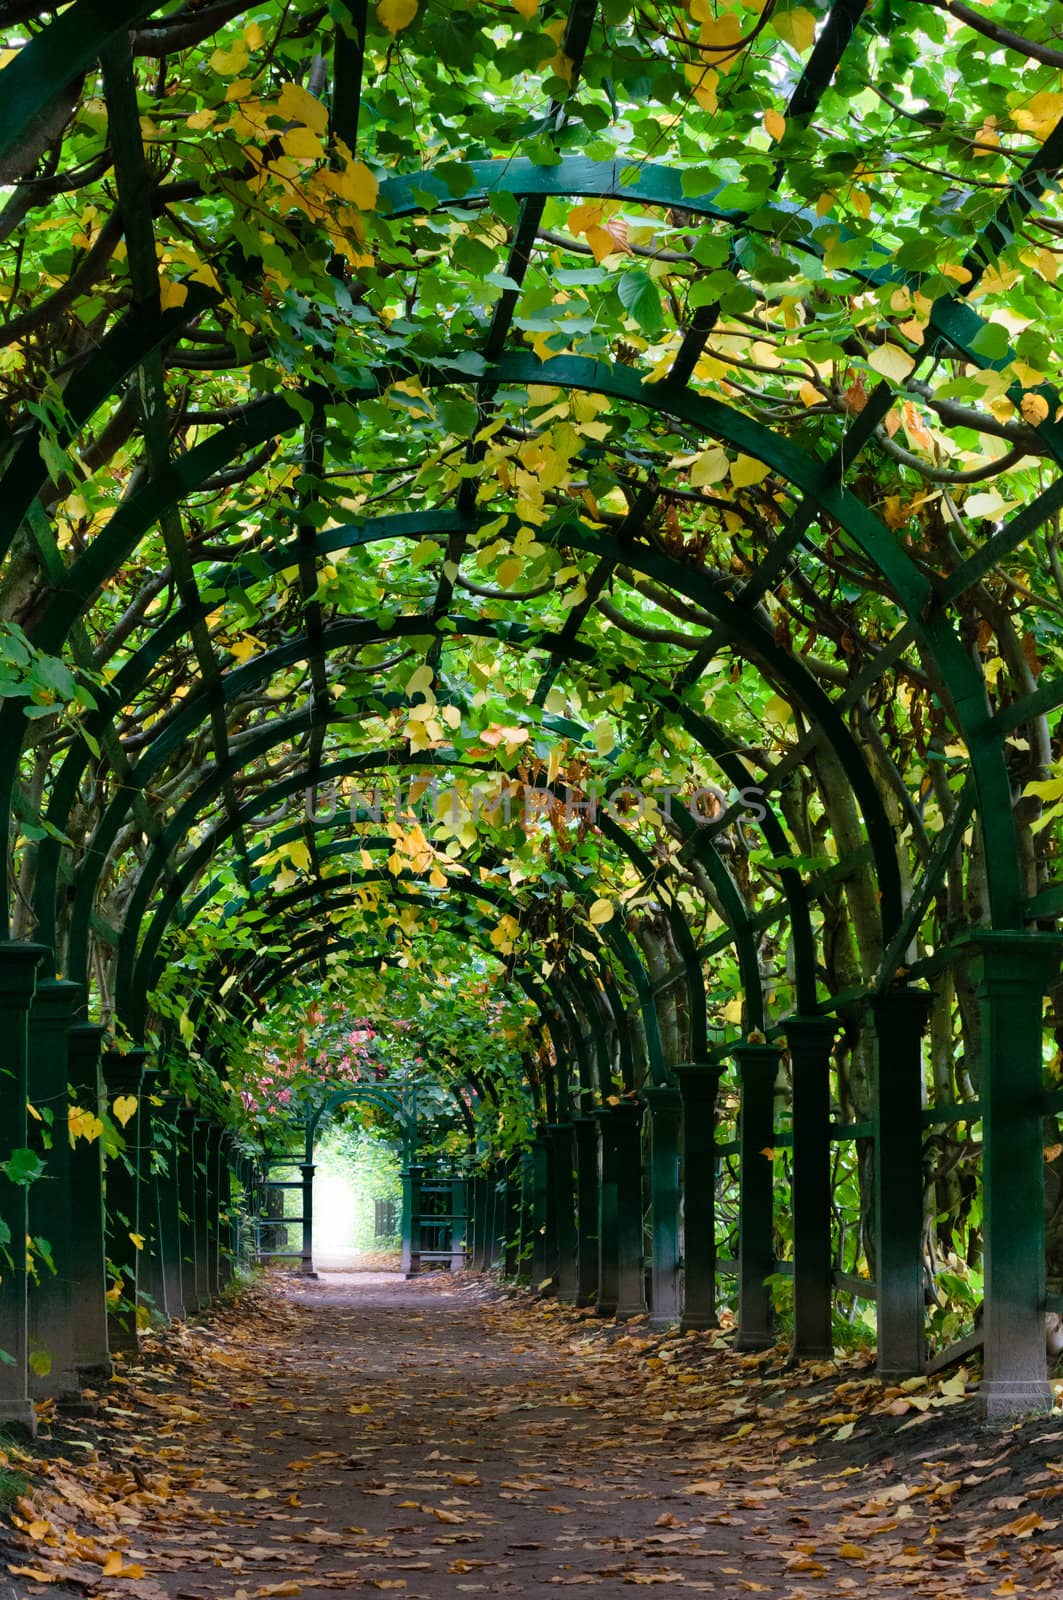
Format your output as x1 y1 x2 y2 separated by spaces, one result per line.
617 269 664 336
1 1148 45 1186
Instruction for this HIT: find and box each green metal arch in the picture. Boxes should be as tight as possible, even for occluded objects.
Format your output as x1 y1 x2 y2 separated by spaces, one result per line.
187 860 669 1087
190 906 588 1124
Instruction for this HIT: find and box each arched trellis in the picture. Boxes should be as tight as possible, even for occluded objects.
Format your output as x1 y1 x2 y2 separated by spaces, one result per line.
177 871 652 1106
6 203 1057 941
193 917 572 1128
44 578 881 1059
1 0 1061 1430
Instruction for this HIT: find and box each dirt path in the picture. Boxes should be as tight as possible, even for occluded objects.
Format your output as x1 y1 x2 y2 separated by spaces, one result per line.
4 1273 1062 1598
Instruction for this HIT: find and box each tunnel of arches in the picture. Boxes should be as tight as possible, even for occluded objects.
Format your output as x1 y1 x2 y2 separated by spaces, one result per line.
1 0 1063 1436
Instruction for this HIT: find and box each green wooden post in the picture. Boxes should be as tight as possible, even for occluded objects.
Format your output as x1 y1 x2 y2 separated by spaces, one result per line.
470 1172 486 1270
102 1048 147 1355
489 1165 504 1271
176 1108 199 1313
572 1115 599 1306
516 1150 534 1283
153 1100 186 1320
27 978 83 1402
871 989 934 1377
67 1021 111 1381
402 1163 423 1277
449 1174 466 1271
735 1043 779 1351
548 1122 579 1303
957 932 1063 1419
592 1107 619 1316
299 1160 317 1278
613 1102 647 1321
530 1134 552 1287
677 1063 722 1331
502 1158 521 1278
0 941 48 1435
218 1136 236 1287
786 1017 838 1360
192 1118 211 1308
134 1067 165 1327
644 1085 682 1329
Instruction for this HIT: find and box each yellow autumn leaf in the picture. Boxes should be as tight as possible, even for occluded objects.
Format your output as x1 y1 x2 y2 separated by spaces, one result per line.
798 380 822 407
730 454 771 488
683 63 718 113
764 108 786 142
689 446 729 487
377 0 418 34
112 1094 138 1128
1012 90 1063 141
867 343 916 384
588 898 614 926
276 81 329 137
497 557 523 588
721 996 744 1023
68 1106 103 1144
281 126 323 161
328 141 380 209
209 40 250 76
511 0 539 17
763 693 794 726
158 277 188 312
1021 392 1049 426
772 6 817 53
27 1101 41 1121
129 1232 145 1252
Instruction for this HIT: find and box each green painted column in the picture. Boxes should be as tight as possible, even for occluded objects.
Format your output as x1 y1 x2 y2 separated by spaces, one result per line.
203 1126 221 1292
677 1063 722 1331
298 1159 317 1279
786 1017 838 1360
613 1102 647 1321
530 1134 552 1287
402 1163 423 1277
548 1122 579 1303
218 1137 236 1287
135 1068 166 1328
176 1108 200 1313
152 1100 186 1320
572 1115 599 1307
27 978 83 1403
502 1158 521 1278
957 931 1063 1419
516 1150 534 1284
0 941 48 1435
449 1174 467 1271
643 1086 682 1329
469 1172 487 1271
102 1048 147 1356
591 1107 619 1316
488 1166 504 1272
192 1118 211 1309
870 989 934 1378
67 1021 110 1381
735 1043 779 1351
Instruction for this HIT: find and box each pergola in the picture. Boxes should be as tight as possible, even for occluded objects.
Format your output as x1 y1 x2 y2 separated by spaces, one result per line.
1 0 1062 1431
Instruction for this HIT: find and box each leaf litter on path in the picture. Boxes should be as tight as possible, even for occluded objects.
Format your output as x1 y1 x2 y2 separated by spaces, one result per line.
0 1270 1060 1598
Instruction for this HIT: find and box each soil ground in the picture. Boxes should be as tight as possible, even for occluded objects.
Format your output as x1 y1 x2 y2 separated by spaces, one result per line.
2 1271 1062 1599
